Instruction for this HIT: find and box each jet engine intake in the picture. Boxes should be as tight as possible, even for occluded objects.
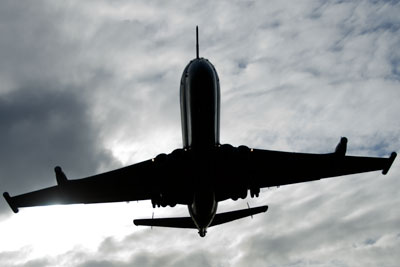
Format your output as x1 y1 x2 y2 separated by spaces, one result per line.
250 187 260 198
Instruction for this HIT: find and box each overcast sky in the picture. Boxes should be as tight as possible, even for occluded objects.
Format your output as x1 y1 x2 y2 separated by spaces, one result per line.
0 1 399 266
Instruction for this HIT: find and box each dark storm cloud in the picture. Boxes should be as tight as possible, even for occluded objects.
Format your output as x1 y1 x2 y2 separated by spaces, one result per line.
0 84 119 215
0 1 83 87
0 1 124 216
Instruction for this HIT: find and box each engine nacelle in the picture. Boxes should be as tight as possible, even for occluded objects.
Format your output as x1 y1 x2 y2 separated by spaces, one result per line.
231 188 248 201
238 145 250 154
154 153 167 163
170 148 184 160
151 192 177 208
219 143 233 154
250 187 260 198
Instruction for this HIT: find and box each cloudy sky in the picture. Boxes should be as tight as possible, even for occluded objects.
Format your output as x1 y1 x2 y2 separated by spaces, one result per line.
0 0 399 266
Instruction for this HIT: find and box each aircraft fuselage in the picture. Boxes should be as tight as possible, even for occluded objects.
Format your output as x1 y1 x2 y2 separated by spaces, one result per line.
180 58 220 150
180 58 221 236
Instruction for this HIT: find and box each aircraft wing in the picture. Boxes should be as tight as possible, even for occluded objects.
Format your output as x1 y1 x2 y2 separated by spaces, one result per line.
248 150 397 187
3 151 192 213
215 138 396 201
3 138 396 212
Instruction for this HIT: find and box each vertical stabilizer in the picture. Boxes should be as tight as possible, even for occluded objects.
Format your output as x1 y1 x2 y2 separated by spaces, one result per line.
196 26 199 59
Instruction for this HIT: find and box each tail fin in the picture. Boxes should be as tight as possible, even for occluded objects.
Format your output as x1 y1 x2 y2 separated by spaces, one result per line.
196 26 199 59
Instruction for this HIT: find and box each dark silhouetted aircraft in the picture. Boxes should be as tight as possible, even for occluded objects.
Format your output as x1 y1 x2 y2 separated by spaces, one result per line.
3 27 397 237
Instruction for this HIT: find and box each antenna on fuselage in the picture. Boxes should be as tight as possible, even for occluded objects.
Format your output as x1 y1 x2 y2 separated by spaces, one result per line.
196 26 199 59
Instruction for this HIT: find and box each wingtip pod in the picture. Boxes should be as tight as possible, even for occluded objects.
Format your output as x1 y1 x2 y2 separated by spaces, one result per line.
133 219 144 226
253 204 268 214
3 192 19 213
262 205 269 213
382 152 397 175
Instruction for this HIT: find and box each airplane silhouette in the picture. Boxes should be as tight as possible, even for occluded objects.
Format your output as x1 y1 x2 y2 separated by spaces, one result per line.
3 27 397 237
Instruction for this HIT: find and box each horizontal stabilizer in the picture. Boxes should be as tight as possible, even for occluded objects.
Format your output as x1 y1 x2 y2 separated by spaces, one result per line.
210 205 268 227
133 205 268 229
134 216 197 229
